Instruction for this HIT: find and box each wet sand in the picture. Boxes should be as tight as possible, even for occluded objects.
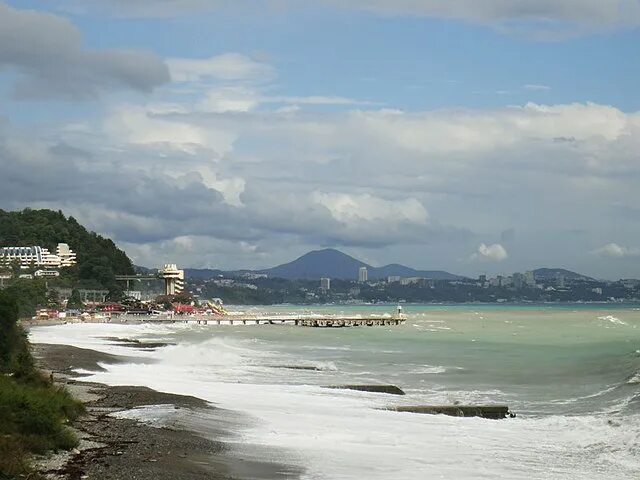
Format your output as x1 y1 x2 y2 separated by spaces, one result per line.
32 343 302 480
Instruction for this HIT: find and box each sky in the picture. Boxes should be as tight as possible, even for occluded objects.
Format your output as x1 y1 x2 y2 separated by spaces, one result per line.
0 1 639 279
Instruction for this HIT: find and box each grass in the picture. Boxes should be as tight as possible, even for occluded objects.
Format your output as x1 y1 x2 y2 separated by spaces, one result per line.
1 290 85 478
0 374 85 478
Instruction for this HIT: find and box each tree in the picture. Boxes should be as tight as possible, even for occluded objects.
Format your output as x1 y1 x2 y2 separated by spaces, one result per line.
0 208 135 289
0 290 31 375
46 289 61 309
4 278 47 318
66 289 84 310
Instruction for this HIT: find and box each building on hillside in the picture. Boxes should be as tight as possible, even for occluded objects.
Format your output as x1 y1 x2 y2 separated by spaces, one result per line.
56 243 77 267
160 264 185 295
124 290 142 300
0 243 77 270
524 270 536 287
53 288 109 303
358 266 368 282
387 275 401 283
512 272 525 289
242 272 268 280
320 277 331 290
34 270 60 278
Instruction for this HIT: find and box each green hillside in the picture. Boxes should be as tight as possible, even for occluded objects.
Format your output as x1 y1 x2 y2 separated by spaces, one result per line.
0 208 134 289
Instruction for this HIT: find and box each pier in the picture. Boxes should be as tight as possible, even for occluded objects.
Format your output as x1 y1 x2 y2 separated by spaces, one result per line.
69 313 407 327
176 315 406 328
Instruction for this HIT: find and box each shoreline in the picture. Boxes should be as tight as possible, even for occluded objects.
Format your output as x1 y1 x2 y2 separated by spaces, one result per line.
32 342 302 480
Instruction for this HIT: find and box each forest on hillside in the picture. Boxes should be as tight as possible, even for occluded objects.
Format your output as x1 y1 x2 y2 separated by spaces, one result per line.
0 208 134 289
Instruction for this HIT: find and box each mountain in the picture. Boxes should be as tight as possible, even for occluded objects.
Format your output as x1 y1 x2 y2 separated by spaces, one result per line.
184 268 226 280
533 268 593 281
261 248 464 280
263 249 368 280
371 263 462 281
134 265 157 275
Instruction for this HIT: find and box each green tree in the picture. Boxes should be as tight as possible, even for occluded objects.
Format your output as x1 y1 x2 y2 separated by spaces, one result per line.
0 291 20 372
0 208 135 289
3 278 47 318
66 289 84 310
0 291 32 376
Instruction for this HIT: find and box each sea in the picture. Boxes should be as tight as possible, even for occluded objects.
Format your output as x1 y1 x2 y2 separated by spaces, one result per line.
30 304 640 479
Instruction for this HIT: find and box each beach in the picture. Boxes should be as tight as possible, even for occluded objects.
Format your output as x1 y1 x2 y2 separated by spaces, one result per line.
28 304 640 479
32 343 301 480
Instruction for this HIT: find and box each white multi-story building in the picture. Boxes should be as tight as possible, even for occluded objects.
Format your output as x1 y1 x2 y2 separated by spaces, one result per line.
524 270 536 287
160 264 185 295
0 243 76 269
358 266 368 282
56 243 77 267
320 277 331 290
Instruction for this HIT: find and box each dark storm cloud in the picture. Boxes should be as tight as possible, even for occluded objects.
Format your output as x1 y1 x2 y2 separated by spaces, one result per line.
0 3 170 99
0 126 443 250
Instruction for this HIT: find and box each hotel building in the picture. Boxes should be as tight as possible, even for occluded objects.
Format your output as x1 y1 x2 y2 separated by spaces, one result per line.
0 243 77 269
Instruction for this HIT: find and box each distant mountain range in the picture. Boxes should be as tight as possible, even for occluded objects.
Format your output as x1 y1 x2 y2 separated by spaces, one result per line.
532 268 593 281
261 249 463 280
176 248 463 281
143 249 594 282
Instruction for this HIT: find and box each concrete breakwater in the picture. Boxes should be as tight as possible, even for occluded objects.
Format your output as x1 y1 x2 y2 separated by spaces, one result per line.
325 384 406 395
384 405 514 420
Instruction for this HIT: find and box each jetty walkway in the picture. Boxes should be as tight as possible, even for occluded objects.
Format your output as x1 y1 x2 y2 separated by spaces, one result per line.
158 315 405 327
68 313 407 327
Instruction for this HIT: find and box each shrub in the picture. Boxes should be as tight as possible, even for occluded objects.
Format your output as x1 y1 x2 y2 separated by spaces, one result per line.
0 376 83 451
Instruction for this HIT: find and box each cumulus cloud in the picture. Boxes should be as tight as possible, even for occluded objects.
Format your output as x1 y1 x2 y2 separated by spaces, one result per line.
470 243 508 262
312 192 428 225
167 53 275 82
592 243 640 258
0 2 169 99
3 85 640 273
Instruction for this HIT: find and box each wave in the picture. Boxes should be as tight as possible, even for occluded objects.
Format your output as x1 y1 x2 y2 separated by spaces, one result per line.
410 365 447 375
598 315 627 326
627 372 640 385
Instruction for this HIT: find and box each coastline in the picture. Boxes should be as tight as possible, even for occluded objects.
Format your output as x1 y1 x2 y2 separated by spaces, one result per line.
31 342 302 480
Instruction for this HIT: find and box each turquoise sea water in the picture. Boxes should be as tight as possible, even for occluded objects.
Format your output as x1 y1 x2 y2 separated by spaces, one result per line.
229 303 640 415
31 304 640 479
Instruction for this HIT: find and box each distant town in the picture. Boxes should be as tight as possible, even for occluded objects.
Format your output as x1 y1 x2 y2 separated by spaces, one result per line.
186 266 640 305
1 241 639 317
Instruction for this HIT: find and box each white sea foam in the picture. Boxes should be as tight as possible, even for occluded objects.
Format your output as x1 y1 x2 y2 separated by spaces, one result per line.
627 372 640 385
411 365 447 375
598 315 627 326
29 322 640 480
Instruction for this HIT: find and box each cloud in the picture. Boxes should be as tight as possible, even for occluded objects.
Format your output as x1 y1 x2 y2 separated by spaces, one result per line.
592 243 640 258
0 3 169 99
64 1 640 33
470 243 508 262
167 53 275 82
313 192 428 224
2 94 640 274
524 84 551 91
